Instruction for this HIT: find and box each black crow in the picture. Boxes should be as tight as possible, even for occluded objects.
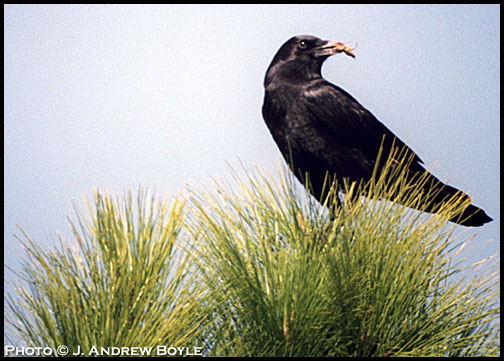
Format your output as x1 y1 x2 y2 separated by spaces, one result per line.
262 35 492 227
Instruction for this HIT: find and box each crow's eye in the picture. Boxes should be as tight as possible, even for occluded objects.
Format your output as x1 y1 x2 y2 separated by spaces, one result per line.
298 40 308 49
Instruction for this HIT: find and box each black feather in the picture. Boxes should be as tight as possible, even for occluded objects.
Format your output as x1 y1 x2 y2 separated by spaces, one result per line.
262 35 492 227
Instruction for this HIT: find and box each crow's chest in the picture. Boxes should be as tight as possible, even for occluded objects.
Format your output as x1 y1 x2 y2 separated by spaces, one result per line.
263 89 326 153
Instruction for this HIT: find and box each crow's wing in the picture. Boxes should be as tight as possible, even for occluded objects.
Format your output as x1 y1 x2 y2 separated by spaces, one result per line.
304 80 425 168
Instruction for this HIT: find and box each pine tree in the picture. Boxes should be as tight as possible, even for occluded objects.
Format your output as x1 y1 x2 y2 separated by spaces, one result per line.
6 152 500 356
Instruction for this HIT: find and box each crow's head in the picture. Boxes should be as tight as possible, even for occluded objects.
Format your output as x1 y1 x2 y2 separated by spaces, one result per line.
265 35 349 86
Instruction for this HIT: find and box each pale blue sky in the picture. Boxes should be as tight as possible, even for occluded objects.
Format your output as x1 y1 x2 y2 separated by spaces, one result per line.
4 3 499 331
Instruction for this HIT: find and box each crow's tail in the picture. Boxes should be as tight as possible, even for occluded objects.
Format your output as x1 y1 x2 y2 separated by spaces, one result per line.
448 202 493 227
430 182 493 227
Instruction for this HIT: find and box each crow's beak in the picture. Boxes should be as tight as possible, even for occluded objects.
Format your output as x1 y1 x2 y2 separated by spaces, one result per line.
317 40 356 58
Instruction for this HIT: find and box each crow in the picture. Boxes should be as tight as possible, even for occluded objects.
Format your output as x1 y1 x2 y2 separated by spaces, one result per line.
262 35 492 227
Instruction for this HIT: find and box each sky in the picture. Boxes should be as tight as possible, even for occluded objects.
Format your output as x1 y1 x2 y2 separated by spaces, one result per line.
4 4 500 339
